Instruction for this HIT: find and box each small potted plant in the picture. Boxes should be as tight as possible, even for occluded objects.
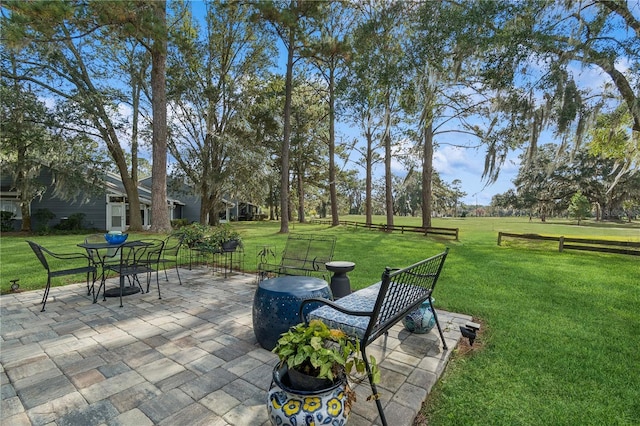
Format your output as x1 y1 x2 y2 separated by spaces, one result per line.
267 319 379 425
212 223 243 252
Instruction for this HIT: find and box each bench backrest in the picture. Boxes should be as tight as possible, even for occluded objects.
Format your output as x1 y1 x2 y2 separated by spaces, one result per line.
278 233 336 275
364 248 449 344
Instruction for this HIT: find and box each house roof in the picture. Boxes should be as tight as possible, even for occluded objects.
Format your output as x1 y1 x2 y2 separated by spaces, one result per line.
139 175 235 208
104 172 185 206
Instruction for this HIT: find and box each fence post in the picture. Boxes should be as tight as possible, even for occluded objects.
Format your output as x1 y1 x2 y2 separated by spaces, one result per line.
498 232 502 246
559 236 564 252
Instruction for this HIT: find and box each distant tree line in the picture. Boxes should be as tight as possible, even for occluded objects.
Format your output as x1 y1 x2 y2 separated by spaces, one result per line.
491 144 640 221
2 1 637 232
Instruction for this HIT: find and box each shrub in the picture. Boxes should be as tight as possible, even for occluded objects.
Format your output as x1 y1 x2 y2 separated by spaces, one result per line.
211 223 243 249
33 208 56 233
0 211 15 232
172 222 209 247
55 213 85 231
171 218 189 228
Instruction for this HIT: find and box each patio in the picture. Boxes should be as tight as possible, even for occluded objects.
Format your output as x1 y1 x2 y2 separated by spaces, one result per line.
1 267 469 426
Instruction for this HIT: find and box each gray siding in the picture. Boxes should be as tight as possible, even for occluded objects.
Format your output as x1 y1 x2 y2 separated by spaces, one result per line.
31 192 106 230
30 168 107 230
1 167 107 231
144 176 201 223
179 193 201 223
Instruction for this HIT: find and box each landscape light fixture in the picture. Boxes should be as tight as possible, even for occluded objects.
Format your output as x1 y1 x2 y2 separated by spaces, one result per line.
459 321 480 346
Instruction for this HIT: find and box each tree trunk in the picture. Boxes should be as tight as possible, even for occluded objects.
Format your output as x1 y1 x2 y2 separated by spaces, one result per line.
13 79 31 232
328 68 339 226
269 182 275 221
421 121 434 229
112 150 142 231
365 129 373 226
149 0 171 233
200 195 210 224
297 170 305 223
280 29 294 234
384 98 394 229
17 161 32 232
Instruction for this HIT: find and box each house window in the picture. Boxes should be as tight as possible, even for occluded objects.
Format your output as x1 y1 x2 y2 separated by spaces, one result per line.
0 199 22 220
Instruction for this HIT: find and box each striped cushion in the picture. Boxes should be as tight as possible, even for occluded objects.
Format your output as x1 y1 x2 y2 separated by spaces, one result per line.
308 282 382 340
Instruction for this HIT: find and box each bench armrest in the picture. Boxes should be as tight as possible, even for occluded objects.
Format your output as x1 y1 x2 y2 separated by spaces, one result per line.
299 297 373 323
310 257 324 271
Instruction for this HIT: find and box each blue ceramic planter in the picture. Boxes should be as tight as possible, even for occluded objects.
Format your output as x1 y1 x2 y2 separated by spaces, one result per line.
267 364 350 426
403 298 436 334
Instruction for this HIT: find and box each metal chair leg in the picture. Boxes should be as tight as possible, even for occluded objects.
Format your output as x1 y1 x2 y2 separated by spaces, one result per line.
41 277 52 312
429 299 448 351
175 263 182 285
362 346 387 426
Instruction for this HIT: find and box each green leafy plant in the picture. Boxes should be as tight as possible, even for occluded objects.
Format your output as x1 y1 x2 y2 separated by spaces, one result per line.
0 211 15 232
171 218 189 228
273 319 379 384
172 222 209 248
33 208 56 234
568 190 591 225
211 223 243 249
54 212 85 231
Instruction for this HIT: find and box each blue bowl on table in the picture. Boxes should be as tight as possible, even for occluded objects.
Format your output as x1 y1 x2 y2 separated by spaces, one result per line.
104 233 128 244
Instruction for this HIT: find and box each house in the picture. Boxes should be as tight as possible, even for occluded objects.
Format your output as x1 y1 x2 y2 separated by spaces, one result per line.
142 177 267 223
141 176 239 225
235 201 262 221
1 168 186 232
1 166 263 232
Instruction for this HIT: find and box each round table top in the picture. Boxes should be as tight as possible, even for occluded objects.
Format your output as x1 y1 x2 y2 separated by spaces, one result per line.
325 261 356 273
258 276 328 295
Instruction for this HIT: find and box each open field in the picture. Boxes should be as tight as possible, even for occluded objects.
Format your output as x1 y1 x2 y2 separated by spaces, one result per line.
1 216 639 424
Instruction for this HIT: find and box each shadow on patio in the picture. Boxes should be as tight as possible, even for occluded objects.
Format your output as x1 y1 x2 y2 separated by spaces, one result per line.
1 267 469 426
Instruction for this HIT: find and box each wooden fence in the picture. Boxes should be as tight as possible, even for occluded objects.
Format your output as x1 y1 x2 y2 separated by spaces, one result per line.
309 219 459 240
497 232 640 256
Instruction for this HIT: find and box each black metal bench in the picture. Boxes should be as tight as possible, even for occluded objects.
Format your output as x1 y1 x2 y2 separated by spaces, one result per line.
257 233 336 282
300 248 449 426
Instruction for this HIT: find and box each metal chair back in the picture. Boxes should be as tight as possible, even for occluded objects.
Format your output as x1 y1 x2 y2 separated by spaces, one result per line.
27 241 50 271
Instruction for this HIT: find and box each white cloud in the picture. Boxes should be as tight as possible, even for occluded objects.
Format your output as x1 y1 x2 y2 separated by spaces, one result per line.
38 96 56 110
434 146 484 176
434 146 522 205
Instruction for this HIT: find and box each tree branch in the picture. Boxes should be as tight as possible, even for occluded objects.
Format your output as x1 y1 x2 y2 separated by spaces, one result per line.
600 0 640 38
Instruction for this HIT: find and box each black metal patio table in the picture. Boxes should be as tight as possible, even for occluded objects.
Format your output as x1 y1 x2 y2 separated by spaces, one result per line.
78 240 152 307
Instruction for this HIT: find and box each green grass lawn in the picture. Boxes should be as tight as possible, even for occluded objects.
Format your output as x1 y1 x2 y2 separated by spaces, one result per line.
1 216 639 424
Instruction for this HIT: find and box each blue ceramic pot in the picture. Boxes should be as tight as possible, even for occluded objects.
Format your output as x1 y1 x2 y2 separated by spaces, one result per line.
403 298 436 334
267 364 350 426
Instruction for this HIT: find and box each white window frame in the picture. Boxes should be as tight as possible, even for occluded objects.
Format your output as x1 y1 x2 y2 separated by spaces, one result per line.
0 192 23 219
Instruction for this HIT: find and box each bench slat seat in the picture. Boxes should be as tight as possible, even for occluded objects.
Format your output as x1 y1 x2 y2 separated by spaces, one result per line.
308 282 381 340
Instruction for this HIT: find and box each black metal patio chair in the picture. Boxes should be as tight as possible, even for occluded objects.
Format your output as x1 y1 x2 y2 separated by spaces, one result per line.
97 240 155 307
136 238 165 298
84 233 120 284
27 240 97 312
157 234 184 285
